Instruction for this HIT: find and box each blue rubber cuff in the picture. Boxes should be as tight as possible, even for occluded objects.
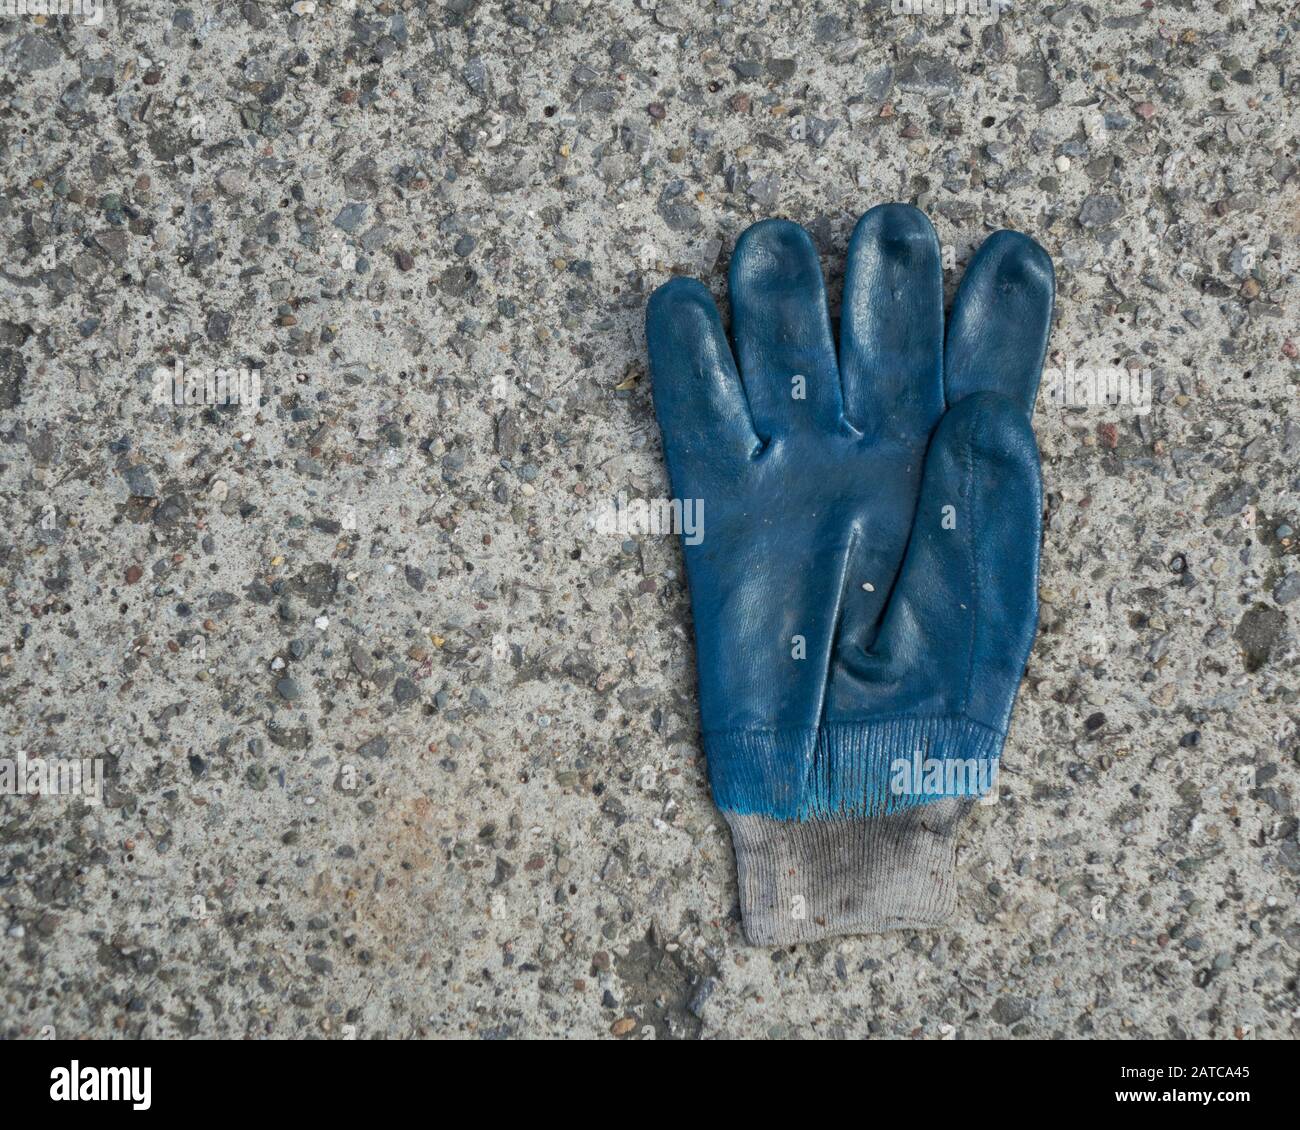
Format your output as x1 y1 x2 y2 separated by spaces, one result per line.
704 715 1005 821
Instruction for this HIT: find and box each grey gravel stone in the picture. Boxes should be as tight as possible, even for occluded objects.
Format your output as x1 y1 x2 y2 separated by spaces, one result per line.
122 465 156 498
1273 572 1300 606
1078 195 1124 229
333 203 368 233
357 736 389 759
991 996 1031 1026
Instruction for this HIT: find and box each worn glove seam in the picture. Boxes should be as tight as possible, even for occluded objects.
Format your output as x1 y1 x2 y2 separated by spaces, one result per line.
702 713 1005 739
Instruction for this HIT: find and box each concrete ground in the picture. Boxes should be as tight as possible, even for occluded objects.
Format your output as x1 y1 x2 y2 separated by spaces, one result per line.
1 1 1298 1039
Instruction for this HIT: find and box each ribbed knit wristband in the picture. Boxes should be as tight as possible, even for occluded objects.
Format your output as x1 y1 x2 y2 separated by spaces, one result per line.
725 799 969 945
704 717 1004 943
706 716 1003 819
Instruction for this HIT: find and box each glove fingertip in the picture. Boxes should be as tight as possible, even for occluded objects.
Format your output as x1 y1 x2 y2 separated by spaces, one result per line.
945 229 1056 417
646 275 715 340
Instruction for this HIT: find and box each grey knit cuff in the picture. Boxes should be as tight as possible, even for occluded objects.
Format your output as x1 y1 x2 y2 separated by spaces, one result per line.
723 798 970 945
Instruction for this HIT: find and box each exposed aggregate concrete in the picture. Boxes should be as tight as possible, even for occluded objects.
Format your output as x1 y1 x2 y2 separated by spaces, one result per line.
0 1 1298 1039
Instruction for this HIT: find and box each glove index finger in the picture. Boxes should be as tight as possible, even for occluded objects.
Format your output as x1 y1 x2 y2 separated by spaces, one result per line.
839 203 945 441
647 276 762 481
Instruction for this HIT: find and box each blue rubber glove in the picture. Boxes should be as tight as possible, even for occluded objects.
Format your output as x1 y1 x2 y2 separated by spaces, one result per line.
646 204 1053 943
